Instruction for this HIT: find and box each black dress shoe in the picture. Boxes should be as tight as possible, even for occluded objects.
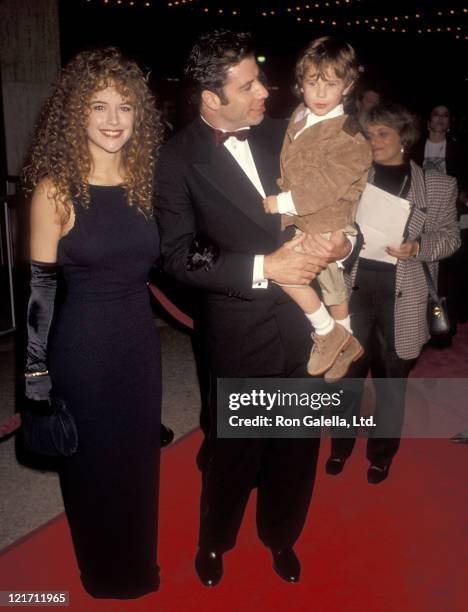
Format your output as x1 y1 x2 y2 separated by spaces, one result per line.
325 455 346 475
160 423 175 447
195 549 223 587
367 462 391 484
271 548 300 583
450 430 468 443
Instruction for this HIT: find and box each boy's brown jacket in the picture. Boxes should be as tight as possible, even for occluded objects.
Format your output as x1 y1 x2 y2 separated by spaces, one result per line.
279 103 372 235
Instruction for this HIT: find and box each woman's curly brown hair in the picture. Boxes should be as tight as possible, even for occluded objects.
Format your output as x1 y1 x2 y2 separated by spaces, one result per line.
22 47 163 219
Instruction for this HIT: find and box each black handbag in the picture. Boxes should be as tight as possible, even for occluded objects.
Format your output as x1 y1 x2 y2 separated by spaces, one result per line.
422 262 452 335
419 170 452 336
22 396 78 457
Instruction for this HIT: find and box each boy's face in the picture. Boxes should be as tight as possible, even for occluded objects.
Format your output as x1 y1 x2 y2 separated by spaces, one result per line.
301 63 351 116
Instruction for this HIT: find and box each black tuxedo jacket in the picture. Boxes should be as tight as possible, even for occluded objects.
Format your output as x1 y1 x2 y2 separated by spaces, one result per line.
155 116 311 377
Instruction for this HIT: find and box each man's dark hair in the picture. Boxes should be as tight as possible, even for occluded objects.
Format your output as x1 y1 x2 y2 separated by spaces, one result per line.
426 103 451 120
357 86 381 102
184 29 254 104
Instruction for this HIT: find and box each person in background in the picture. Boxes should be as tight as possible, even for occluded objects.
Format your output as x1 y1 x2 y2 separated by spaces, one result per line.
22 47 164 598
411 103 468 325
353 82 382 128
160 98 177 140
411 104 466 185
355 86 381 116
326 102 460 483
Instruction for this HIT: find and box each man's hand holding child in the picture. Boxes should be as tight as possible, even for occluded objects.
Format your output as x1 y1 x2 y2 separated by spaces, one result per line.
263 195 278 214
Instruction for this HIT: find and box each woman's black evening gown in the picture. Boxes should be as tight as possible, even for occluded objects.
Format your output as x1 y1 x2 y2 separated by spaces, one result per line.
49 185 161 599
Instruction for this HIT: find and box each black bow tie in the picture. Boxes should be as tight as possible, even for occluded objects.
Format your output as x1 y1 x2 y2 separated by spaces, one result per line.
213 129 250 146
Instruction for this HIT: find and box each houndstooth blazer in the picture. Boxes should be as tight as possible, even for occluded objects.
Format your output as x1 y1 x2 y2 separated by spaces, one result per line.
346 161 461 360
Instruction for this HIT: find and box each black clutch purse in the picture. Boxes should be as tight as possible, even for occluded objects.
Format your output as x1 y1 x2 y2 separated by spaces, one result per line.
22 396 78 457
423 263 452 336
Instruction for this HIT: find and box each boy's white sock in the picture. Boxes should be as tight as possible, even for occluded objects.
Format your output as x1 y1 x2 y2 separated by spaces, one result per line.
335 316 352 334
305 303 335 335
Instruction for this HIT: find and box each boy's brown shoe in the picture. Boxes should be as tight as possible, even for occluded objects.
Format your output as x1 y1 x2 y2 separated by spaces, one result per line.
324 335 364 382
307 324 351 376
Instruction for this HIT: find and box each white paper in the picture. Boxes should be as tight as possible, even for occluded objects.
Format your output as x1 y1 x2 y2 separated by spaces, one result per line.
459 214 468 230
356 183 411 265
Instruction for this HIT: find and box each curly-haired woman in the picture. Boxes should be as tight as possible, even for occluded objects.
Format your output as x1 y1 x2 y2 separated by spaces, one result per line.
22 47 164 599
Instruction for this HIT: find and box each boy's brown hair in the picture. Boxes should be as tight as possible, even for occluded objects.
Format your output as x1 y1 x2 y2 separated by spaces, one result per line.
294 36 362 97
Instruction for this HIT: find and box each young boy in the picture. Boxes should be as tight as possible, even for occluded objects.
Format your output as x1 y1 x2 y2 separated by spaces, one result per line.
264 36 372 379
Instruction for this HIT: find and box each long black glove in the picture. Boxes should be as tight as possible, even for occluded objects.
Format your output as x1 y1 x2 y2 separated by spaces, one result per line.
24 261 58 401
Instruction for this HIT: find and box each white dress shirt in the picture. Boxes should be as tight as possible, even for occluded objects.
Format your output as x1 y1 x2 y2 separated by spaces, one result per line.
201 116 268 288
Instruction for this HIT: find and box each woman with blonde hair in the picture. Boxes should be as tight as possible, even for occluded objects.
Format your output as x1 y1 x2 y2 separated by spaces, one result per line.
22 47 164 599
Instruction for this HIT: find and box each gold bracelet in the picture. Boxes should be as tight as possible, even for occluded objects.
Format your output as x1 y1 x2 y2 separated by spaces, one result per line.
24 370 49 379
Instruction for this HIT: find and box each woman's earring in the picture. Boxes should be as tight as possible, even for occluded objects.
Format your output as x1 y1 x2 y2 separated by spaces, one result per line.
400 146 405 153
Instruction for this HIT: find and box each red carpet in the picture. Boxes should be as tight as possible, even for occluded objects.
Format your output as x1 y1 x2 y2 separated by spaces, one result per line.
1 326 467 611
1 431 467 612
411 322 468 378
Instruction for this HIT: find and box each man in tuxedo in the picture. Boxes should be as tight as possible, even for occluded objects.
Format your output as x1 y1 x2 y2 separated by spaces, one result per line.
155 30 351 586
